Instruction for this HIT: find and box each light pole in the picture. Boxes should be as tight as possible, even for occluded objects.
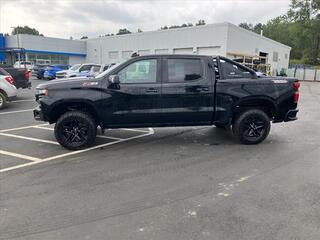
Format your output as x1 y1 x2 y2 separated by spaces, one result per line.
10 26 20 64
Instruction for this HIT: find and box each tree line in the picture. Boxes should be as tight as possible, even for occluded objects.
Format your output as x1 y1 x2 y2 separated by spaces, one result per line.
7 0 319 65
238 0 320 65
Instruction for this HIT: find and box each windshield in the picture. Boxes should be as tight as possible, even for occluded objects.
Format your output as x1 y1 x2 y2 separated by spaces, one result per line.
69 64 81 71
95 62 122 78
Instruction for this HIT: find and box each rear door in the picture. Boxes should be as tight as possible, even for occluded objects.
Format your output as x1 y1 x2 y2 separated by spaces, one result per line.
161 56 214 125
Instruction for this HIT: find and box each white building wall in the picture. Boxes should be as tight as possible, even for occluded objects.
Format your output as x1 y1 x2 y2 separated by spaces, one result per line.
85 23 229 64
5 34 86 55
226 23 291 75
69 56 85 65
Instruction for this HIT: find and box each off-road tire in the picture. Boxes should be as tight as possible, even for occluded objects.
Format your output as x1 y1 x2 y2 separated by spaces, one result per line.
54 111 97 150
0 92 7 109
232 109 270 144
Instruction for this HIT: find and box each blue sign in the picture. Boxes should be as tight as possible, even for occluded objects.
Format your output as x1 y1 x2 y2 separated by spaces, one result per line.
0 33 5 62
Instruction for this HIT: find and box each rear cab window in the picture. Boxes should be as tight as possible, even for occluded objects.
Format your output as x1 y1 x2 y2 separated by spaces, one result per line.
219 59 255 80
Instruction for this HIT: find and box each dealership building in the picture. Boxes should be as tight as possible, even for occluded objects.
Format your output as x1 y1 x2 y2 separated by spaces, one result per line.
0 22 291 75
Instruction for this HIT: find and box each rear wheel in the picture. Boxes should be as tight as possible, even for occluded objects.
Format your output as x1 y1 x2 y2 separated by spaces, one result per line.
54 111 97 150
232 109 270 144
0 92 7 109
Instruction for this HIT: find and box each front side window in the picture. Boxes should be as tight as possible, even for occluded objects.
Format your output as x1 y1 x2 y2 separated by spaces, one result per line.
70 64 81 71
79 65 92 72
118 59 157 84
167 59 202 82
220 59 253 79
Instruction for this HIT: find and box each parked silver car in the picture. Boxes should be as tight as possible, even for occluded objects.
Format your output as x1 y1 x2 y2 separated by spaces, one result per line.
0 68 17 109
55 63 99 79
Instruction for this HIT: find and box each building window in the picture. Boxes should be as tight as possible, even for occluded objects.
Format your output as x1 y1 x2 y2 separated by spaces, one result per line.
167 58 202 82
155 49 169 54
122 50 133 59
138 50 151 56
109 51 119 59
273 52 279 62
284 53 288 59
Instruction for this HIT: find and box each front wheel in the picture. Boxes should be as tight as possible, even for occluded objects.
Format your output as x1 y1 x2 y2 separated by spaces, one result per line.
232 109 270 144
54 111 97 150
0 92 7 109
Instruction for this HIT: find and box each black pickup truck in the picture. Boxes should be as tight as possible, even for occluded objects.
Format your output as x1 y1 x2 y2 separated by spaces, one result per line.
34 55 299 150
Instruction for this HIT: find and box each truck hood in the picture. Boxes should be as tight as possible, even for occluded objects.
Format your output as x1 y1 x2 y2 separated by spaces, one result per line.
36 77 99 90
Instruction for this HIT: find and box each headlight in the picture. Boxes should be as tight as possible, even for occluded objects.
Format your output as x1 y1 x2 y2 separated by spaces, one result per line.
35 89 48 96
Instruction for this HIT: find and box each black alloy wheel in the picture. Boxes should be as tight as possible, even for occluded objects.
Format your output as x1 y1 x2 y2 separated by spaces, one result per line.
55 111 97 150
233 109 271 144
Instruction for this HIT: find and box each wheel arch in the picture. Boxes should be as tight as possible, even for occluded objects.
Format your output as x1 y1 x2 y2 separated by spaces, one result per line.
48 100 101 126
233 96 278 119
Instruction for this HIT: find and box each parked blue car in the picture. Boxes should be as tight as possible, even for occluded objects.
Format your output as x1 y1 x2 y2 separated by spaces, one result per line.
36 65 49 79
43 64 70 80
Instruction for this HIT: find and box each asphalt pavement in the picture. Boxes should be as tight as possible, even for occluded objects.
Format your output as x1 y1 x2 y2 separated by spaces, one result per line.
1 78 320 240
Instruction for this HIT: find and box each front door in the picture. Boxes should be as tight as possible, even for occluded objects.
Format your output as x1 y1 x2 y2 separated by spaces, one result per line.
103 58 162 127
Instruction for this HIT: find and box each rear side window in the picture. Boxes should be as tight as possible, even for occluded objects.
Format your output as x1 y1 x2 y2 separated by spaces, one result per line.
103 65 109 71
167 59 202 82
220 59 253 79
91 65 101 73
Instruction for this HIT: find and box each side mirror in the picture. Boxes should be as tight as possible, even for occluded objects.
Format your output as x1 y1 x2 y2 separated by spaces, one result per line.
108 75 120 85
108 75 120 89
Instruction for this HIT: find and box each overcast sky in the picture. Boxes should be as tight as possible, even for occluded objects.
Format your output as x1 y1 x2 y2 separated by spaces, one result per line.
0 0 291 39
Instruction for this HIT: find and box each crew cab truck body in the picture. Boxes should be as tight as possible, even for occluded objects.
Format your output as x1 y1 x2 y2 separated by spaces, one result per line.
34 55 299 150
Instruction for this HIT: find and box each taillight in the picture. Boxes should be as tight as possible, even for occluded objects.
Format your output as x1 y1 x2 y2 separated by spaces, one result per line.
4 75 14 85
293 80 300 103
24 70 30 80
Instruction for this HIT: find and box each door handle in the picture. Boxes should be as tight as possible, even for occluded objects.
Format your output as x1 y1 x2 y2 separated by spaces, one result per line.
196 87 209 92
146 88 158 93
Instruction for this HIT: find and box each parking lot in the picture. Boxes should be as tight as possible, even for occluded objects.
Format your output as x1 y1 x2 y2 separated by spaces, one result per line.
1 78 320 239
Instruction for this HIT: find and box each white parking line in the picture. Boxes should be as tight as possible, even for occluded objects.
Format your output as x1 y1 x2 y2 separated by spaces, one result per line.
0 132 59 145
0 150 41 162
96 135 123 140
0 123 49 133
120 128 150 133
10 99 34 103
0 109 34 115
32 125 53 131
0 128 154 173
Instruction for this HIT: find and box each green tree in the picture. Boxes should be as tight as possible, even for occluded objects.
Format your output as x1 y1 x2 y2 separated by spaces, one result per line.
238 22 254 31
116 28 131 35
11 26 42 36
195 20 206 26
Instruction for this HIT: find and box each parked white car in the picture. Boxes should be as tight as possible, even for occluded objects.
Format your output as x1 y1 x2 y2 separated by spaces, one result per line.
55 63 101 79
13 61 34 70
0 68 17 109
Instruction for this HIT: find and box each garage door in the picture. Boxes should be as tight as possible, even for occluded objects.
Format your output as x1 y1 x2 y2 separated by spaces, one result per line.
173 48 194 54
197 46 221 56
